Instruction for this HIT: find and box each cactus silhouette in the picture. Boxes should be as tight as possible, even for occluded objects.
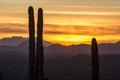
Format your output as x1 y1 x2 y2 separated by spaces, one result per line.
28 6 47 80
36 8 44 80
91 38 99 80
28 6 35 80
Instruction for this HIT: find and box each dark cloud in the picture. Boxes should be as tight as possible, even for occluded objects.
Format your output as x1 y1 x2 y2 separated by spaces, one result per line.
44 31 67 34
97 26 120 34
44 24 120 36
0 23 27 27
0 23 120 35
44 24 88 29
0 27 27 33
0 23 27 33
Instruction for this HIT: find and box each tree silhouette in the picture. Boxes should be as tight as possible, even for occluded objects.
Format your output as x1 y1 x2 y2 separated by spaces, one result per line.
91 38 99 80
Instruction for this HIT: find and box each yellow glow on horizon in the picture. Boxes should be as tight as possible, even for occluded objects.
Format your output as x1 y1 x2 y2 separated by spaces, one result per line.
43 34 120 46
0 33 28 39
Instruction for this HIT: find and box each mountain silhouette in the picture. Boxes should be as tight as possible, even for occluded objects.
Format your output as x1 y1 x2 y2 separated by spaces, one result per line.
0 36 53 47
0 37 120 57
99 42 120 55
44 41 120 58
0 36 27 46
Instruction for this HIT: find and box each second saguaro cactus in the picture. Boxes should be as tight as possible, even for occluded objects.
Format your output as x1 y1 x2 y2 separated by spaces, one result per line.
91 38 99 80
36 8 44 80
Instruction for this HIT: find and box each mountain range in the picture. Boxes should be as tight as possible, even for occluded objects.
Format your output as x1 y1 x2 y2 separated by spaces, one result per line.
0 36 120 57
0 36 53 47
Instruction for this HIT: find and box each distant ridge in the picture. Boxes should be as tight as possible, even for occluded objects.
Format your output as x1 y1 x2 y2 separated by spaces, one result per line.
0 36 53 47
0 36 27 46
0 36 120 56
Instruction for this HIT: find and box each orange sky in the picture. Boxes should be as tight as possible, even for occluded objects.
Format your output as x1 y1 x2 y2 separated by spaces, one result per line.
0 1 120 45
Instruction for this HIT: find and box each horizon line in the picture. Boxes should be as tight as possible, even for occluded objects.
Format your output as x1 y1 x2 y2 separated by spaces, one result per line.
0 36 120 46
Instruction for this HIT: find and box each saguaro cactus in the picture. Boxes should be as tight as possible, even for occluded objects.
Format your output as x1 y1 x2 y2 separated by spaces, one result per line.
91 38 99 80
28 6 35 80
36 8 44 80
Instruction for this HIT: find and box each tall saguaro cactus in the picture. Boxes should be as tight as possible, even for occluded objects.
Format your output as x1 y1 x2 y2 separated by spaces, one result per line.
36 8 44 80
28 6 35 80
91 38 99 80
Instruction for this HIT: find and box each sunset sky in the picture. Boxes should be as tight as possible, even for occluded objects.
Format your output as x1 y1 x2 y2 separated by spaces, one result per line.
0 0 120 45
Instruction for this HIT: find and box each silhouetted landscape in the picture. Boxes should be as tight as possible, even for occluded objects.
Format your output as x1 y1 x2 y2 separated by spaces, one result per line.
1 0 120 79
0 37 120 80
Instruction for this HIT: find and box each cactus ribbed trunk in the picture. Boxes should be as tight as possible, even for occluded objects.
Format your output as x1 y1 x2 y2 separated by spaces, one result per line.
91 38 99 80
36 8 44 80
28 6 35 80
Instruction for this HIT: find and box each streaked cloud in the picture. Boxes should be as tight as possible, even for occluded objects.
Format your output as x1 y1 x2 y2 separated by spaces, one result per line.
45 11 120 16
0 27 27 33
0 23 27 27
44 24 120 36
